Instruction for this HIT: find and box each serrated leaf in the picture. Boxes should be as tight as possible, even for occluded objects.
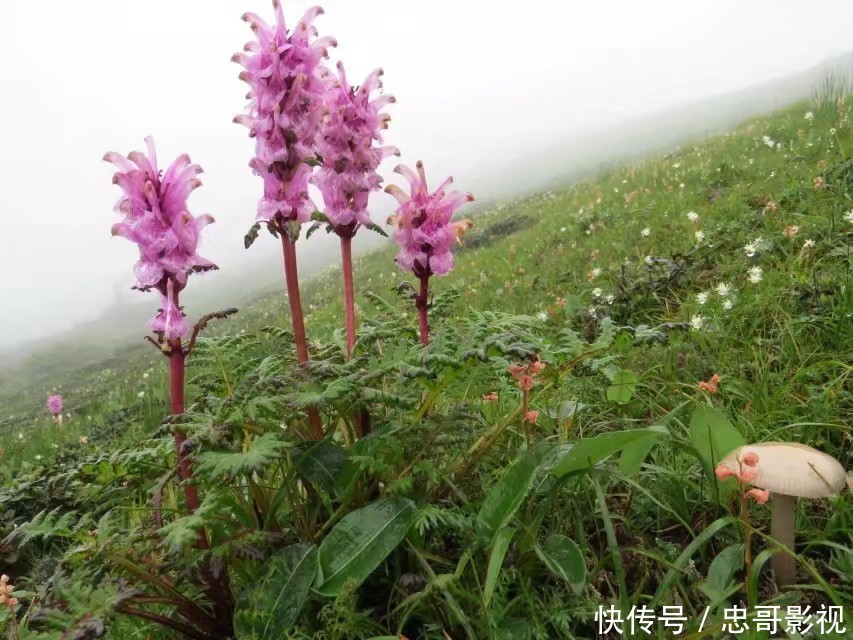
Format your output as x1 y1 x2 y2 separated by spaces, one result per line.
315 497 416 596
244 223 261 249
234 544 318 640
196 434 287 478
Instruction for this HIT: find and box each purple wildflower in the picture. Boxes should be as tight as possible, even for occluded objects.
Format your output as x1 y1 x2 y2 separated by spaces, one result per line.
104 137 217 341
315 62 399 233
386 161 474 278
46 394 63 416
233 1 336 228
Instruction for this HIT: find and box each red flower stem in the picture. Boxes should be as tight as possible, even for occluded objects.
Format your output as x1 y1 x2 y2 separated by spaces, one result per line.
340 234 356 358
280 234 324 440
168 290 200 514
417 275 430 347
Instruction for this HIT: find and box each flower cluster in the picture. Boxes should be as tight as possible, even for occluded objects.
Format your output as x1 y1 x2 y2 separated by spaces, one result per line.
508 357 546 391
234 2 336 226
386 162 474 278
0 574 17 611
698 373 720 394
715 452 770 504
315 63 399 232
46 394 63 416
105 138 217 340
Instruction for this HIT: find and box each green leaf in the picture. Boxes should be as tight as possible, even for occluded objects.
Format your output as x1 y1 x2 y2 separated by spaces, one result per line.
618 426 667 475
475 452 540 547
606 370 638 404
365 222 389 237
234 543 318 640
494 618 531 640
688 405 745 475
535 534 586 595
315 497 417 597
244 222 261 249
484 527 515 608
196 434 287 478
296 441 352 495
699 543 744 605
550 429 657 478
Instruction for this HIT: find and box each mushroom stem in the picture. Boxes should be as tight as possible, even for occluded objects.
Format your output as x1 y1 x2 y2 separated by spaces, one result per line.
770 493 797 587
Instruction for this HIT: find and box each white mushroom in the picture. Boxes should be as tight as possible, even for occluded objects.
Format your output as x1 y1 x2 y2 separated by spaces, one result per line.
719 442 846 587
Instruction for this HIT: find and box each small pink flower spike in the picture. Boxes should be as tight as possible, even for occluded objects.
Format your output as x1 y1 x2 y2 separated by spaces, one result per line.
385 161 473 278
46 394 63 416
715 464 737 480
739 466 758 483
524 410 540 425
315 63 399 233
746 488 770 504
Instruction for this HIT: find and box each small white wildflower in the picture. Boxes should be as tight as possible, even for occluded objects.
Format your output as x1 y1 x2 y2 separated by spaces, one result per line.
715 282 732 297
696 291 710 305
605 294 615 304
17 433 23 440
641 227 651 237
762 135 776 149
743 237 762 258
803 239 816 249
672 162 681 168
679 183 685 189
537 311 548 322
644 255 654 266
592 287 603 298
35 455 42 461
695 230 705 243
690 314 705 330
722 299 734 311
560 226 567 232
79 436 89 444
686 211 699 222
804 111 814 121
587 307 597 318
590 267 602 278
142 371 149 379
830 127 837 135
748 266 763 284
843 210 853 224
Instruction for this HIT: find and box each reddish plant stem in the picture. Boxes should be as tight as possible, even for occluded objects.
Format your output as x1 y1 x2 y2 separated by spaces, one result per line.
340 234 356 358
416 275 430 347
280 234 324 440
168 290 200 514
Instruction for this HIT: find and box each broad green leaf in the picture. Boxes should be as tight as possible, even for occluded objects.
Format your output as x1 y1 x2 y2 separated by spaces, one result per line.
484 527 515 607
618 426 667 475
196 433 287 478
316 497 416 597
535 534 586 595
296 441 351 495
234 543 318 640
688 405 745 474
550 429 657 478
476 452 540 547
494 618 531 640
699 543 744 606
606 370 639 404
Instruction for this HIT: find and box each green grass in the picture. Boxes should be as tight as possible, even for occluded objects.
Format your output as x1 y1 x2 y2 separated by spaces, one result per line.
2 94 852 639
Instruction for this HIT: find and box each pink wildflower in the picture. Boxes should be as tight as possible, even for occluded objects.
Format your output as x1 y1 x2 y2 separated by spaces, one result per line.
0 574 17 610
746 488 770 504
315 62 399 233
524 410 540 424
46 394 63 416
386 161 473 278
482 391 499 402
698 373 720 394
715 464 737 480
104 138 216 341
233 1 336 227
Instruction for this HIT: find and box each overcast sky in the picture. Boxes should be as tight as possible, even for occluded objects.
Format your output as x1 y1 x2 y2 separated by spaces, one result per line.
1 0 852 349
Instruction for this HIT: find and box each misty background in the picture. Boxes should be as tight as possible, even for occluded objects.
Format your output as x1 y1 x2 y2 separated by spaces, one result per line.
1 0 852 364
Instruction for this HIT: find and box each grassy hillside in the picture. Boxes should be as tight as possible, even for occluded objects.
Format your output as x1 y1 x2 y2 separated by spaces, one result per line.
1 94 851 639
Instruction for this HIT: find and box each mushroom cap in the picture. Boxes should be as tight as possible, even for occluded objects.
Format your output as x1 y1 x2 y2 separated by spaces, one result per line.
719 442 846 498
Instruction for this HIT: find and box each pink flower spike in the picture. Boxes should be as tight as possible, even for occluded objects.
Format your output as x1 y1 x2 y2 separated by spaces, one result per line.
524 410 540 425
739 467 758 483
715 464 737 480
315 62 397 233
746 488 771 504
46 395 63 416
385 161 473 278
